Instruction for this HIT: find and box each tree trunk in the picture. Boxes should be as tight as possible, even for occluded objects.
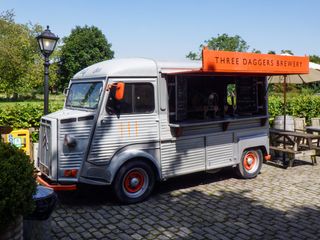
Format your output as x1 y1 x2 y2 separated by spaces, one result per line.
12 92 18 100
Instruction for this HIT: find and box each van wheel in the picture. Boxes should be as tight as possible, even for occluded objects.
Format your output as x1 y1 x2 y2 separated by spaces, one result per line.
236 149 262 179
113 160 155 204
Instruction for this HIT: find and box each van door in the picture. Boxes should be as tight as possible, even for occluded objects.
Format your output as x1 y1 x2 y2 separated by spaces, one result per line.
86 78 160 165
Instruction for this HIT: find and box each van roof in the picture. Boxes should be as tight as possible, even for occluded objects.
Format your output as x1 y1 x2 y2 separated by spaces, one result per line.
72 58 202 79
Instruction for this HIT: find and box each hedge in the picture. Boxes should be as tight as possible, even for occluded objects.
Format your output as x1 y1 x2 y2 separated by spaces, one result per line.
0 102 63 129
0 95 320 129
269 95 320 125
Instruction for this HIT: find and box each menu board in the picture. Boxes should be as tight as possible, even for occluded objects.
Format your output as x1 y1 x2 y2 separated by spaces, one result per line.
236 78 257 114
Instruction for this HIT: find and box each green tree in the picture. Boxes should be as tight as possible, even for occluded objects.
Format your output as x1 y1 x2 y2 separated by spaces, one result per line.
281 49 294 55
0 10 53 98
252 49 261 54
268 50 276 54
186 33 249 60
309 55 320 64
186 51 200 60
59 25 114 89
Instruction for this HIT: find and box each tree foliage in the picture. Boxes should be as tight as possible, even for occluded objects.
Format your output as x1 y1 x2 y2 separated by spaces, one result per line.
252 49 261 54
59 25 114 89
0 10 59 98
204 34 249 52
186 33 249 60
309 55 320 64
281 49 294 55
0 11 35 97
185 52 199 61
0 102 63 129
0 141 36 233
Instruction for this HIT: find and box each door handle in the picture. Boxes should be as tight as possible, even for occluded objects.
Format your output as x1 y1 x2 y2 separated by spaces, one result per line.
101 119 108 124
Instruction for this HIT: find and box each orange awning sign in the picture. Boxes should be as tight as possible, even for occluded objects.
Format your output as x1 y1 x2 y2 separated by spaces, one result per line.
202 48 309 75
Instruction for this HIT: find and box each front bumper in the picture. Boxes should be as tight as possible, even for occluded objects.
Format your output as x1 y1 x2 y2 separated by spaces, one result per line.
37 175 77 191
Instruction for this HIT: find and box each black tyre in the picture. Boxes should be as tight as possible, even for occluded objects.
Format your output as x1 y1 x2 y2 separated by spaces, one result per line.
236 149 262 179
113 160 155 204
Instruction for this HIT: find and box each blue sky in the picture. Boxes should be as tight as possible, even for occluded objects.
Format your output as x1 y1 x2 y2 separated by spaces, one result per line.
1 0 319 60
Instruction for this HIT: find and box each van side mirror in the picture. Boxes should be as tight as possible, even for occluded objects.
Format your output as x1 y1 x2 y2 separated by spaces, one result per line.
63 88 69 96
115 82 125 101
106 82 125 117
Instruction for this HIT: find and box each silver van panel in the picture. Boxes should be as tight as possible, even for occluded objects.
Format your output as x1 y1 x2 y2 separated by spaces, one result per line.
87 114 159 165
236 131 269 158
206 133 234 169
161 138 205 178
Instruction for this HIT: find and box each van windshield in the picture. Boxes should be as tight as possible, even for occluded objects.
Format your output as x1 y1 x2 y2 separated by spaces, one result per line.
66 82 103 109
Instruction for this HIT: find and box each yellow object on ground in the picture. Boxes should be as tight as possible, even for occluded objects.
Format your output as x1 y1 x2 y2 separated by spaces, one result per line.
5 129 30 155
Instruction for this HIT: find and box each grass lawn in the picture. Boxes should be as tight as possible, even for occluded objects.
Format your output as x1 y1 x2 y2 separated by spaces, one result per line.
0 94 65 108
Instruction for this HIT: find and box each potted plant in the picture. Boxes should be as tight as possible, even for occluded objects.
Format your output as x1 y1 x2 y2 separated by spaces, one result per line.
0 141 36 239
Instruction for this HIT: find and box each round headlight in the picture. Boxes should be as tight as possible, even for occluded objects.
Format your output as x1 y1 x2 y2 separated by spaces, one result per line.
64 134 77 148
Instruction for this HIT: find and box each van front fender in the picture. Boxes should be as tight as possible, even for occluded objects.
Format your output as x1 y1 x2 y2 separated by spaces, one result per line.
106 148 161 184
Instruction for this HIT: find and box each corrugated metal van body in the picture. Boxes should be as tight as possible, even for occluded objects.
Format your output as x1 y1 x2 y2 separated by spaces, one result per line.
87 78 159 165
87 114 159 164
58 118 94 180
159 114 173 140
160 118 268 179
38 118 57 179
38 110 96 182
206 132 234 168
161 138 205 177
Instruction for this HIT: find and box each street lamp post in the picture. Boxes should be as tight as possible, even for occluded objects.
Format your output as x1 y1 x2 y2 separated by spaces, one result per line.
36 26 59 115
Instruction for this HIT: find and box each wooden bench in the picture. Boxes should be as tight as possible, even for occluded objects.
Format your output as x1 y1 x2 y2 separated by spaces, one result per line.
269 146 317 167
270 129 320 166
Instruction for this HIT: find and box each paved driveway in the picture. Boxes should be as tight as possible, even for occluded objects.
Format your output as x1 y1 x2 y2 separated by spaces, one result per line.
52 162 320 239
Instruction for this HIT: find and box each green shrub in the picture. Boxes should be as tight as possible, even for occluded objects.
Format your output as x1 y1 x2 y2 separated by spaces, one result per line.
1 95 320 129
268 96 283 125
0 142 37 233
268 95 320 125
0 102 63 129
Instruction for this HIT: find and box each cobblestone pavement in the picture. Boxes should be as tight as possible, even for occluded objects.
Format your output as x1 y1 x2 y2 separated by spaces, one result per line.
52 161 320 240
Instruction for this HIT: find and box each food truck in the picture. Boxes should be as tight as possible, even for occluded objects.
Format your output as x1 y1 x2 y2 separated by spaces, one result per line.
37 49 309 203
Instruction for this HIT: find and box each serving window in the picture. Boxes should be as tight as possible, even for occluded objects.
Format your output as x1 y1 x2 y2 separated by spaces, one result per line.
167 75 266 123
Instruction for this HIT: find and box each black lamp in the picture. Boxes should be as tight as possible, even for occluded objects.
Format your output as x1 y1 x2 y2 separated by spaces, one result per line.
36 26 59 114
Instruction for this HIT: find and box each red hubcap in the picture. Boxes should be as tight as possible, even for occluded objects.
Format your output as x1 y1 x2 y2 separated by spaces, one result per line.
124 170 145 193
243 152 257 170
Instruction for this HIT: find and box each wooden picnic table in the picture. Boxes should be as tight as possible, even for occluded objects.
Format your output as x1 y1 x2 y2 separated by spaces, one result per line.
269 128 320 167
306 126 320 137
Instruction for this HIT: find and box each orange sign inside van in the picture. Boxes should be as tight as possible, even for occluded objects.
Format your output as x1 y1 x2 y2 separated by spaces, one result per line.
202 48 309 75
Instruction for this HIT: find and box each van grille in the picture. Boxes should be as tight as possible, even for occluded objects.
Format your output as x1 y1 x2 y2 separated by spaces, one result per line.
58 121 93 169
39 121 52 175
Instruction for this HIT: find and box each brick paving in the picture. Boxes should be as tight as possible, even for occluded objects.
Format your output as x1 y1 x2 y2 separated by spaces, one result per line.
51 161 320 239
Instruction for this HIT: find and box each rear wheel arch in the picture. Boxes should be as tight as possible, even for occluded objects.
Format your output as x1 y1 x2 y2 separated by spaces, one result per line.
258 145 268 157
236 147 263 179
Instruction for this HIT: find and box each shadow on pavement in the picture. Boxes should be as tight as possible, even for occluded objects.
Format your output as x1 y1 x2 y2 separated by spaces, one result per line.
53 186 320 240
56 167 236 206
266 157 314 169
52 166 320 239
